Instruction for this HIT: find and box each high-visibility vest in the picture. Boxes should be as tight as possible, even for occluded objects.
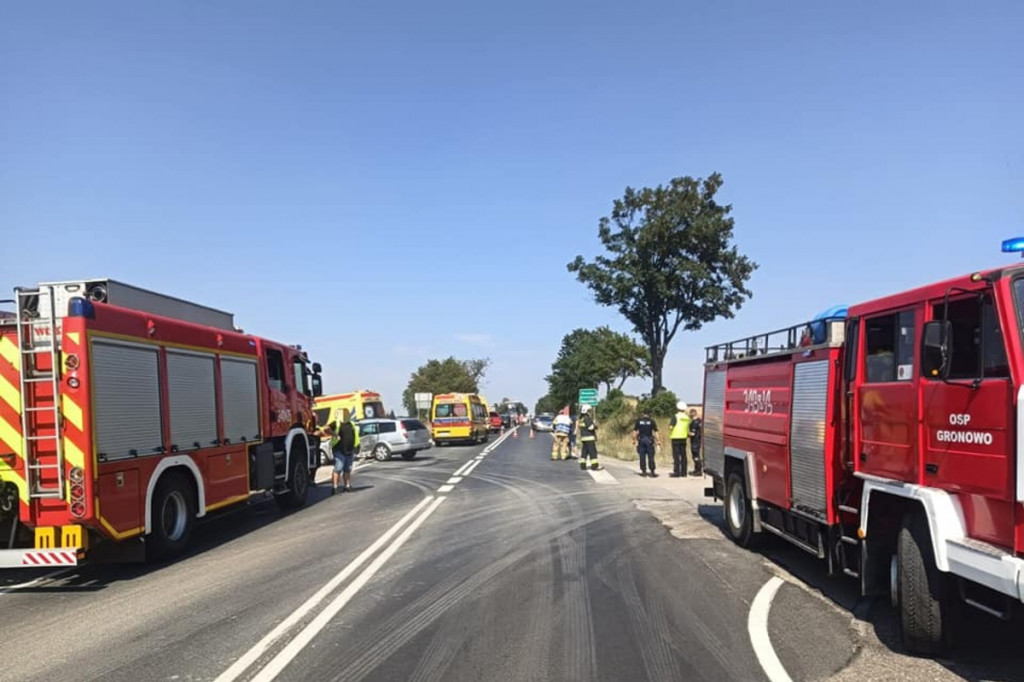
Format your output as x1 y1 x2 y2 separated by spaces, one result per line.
670 411 691 440
330 420 360 452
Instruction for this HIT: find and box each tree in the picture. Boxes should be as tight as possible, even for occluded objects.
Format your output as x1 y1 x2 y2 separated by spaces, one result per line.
534 394 561 415
568 172 757 394
402 356 491 415
545 326 649 407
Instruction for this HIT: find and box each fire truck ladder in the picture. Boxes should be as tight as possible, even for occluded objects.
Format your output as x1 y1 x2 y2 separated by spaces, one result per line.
836 503 861 579
15 286 66 499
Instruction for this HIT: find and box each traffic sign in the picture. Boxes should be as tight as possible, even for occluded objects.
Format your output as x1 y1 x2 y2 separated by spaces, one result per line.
578 388 599 406
414 392 433 410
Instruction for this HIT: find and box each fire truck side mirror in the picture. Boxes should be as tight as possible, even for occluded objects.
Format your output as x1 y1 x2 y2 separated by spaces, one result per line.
921 320 952 379
311 374 324 397
312 362 322 374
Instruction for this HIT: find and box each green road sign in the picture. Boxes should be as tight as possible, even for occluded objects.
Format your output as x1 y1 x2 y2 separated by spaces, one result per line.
578 388 599 406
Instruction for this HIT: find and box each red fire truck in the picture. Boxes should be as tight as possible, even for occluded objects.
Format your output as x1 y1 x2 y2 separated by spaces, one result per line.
702 262 1024 655
0 279 323 568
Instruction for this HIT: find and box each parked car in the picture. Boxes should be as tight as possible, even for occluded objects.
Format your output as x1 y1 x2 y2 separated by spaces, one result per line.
351 417 433 461
532 413 554 432
489 411 503 432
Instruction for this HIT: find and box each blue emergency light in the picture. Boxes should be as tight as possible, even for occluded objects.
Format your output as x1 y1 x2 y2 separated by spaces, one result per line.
1001 237 1024 254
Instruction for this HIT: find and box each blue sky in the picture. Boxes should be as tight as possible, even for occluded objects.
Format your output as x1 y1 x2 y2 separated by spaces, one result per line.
2 2 1022 412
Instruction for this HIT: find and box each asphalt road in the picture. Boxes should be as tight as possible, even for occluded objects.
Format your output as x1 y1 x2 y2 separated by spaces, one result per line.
1 426 1020 681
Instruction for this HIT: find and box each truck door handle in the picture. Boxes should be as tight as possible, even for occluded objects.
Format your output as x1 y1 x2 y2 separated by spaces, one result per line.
925 463 938 475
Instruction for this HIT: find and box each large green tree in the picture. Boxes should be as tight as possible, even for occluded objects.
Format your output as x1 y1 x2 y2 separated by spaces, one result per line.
545 326 650 407
568 173 757 394
402 356 490 415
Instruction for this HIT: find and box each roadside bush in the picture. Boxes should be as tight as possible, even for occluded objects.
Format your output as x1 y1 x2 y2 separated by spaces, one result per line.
635 389 679 418
595 388 626 421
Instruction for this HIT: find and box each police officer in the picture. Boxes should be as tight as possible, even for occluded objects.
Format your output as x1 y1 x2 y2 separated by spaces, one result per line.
669 401 691 478
633 408 660 477
688 408 703 475
575 404 600 470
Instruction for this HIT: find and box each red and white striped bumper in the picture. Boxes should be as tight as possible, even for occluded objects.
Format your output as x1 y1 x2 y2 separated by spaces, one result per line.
0 549 79 568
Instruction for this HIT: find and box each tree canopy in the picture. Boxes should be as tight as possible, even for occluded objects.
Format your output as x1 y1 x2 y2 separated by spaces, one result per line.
567 172 756 394
402 356 490 415
544 326 650 407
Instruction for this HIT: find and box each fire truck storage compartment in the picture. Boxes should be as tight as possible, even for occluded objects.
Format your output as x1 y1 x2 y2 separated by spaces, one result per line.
250 442 275 490
37 279 235 331
92 340 163 460
220 358 261 444
789 360 830 520
702 369 726 475
166 350 217 451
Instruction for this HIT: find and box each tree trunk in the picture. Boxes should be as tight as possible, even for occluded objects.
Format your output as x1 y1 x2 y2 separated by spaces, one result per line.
650 349 665 395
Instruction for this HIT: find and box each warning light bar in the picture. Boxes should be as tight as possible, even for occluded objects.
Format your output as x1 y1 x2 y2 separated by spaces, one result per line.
1001 237 1024 254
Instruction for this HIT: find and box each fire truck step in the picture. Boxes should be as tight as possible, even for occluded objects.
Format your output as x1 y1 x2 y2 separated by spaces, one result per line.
842 567 860 578
838 505 859 514
840 535 859 545
22 376 55 383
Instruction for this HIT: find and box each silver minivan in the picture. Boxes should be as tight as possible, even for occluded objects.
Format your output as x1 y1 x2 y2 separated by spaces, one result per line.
358 418 433 461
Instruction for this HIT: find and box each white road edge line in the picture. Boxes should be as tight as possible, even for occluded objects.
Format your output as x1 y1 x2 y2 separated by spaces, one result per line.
437 484 454 493
445 476 462 484
748 576 794 682
212 495 435 682
250 496 448 682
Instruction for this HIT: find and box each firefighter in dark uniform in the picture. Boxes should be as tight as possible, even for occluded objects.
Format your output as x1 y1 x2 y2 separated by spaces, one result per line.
575 404 600 470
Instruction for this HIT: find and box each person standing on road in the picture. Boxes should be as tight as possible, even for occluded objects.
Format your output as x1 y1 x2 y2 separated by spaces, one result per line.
669 401 691 478
633 408 660 477
323 408 360 494
688 408 703 476
551 408 572 460
575 404 601 471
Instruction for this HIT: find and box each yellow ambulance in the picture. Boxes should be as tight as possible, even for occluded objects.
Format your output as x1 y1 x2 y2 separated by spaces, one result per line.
430 393 489 445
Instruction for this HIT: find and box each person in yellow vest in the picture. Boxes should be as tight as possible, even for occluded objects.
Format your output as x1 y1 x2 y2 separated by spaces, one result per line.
575 404 601 470
669 401 691 478
322 408 360 494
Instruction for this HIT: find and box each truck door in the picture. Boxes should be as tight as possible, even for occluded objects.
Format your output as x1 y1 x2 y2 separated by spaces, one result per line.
856 308 919 482
264 347 291 439
920 292 1014 546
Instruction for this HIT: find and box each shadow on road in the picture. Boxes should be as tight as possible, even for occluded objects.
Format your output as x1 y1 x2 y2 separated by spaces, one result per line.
1 476 346 593
697 503 1024 680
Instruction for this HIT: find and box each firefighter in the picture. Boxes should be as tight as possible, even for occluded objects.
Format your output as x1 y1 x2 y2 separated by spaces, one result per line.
323 408 360 494
688 407 703 475
551 408 572 460
669 401 691 478
633 408 660 477
575 404 601 470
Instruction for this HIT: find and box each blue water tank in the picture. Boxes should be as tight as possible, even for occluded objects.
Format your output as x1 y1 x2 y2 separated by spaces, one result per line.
810 305 849 343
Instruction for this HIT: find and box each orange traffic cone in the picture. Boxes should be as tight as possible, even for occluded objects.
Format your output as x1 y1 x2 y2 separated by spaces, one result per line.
529 428 535 439
513 427 518 438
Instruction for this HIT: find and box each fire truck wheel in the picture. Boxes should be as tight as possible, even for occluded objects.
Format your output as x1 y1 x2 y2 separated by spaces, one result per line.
725 473 754 547
276 444 310 510
373 444 392 462
148 471 196 560
897 512 955 655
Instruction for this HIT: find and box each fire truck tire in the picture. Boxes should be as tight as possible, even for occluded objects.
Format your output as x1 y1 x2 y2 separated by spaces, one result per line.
725 473 754 547
148 471 196 560
276 443 310 510
897 512 954 655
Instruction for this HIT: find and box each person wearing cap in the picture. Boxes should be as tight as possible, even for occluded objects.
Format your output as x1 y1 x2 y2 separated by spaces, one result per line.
688 407 703 475
575 403 600 470
668 401 691 478
633 408 660 477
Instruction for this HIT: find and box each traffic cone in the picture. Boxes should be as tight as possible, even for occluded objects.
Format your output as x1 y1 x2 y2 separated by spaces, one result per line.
513 427 518 439
529 428 534 439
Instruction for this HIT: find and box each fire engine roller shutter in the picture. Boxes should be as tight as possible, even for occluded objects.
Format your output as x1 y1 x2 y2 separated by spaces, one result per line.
166 350 217 451
703 369 726 475
789 360 829 518
220 358 259 443
91 340 163 460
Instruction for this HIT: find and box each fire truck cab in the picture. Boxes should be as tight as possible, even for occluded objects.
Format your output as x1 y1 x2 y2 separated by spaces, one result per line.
702 262 1024 655
0 279 323 567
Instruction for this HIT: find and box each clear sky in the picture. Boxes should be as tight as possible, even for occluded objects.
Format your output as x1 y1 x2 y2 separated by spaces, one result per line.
2 2 1022 413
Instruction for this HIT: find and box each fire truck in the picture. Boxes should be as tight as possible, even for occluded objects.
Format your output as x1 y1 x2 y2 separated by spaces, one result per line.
702 259 1024 655
0 279 323 568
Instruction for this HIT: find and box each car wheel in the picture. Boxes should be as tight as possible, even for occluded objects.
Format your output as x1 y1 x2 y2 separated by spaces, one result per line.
373 443 391 462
